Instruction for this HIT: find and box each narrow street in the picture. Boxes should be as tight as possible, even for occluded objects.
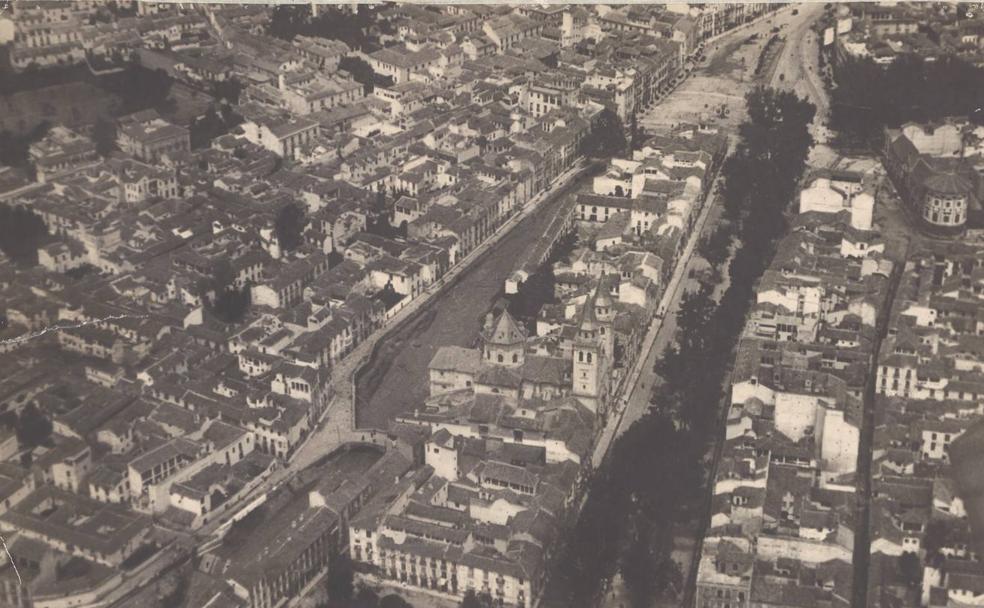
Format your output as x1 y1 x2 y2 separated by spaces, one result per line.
851 242 909 608
591 167 725 468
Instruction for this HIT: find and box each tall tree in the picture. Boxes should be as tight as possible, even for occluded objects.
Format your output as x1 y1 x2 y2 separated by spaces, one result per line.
0 204 48 265
326 553 355 604
275 202 306 253
16 403 53 449
93 117 117 156
339 56 392 94
898 552 922 588
620 514 657 608
580 109 628 159
547 85 816 608
830 53 984 148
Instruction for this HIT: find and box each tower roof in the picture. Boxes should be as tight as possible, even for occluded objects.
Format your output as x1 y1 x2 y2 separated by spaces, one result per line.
594 277 614 309
579 296 597 330
486 310 526 346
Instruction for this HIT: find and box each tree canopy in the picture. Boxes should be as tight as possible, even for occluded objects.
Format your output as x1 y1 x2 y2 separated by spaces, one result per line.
545 86 815 608
275 202 306 253
579 109 628 159
507 230 577 333
898 552 922 588
0 121 50 172
365 190 404 239
190 104 244 149
203 259 251 324
212 78 244 105
267 5 377 50
93 117 117 156
325 553 355 604
0 204 48 265
100 65 174 115
339 56 394 94
829 53 984 148
15 403 54 449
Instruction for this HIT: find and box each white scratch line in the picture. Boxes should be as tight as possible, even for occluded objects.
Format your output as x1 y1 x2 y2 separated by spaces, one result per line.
0 534 21 587
1 314 149 346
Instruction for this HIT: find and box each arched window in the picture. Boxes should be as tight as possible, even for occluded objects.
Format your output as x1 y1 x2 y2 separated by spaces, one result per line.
578 351 584 362
512 353 518 363
497 354 503 363
586 352 593 363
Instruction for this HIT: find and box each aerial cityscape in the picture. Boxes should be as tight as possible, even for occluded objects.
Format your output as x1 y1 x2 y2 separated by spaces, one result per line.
0 1 983 607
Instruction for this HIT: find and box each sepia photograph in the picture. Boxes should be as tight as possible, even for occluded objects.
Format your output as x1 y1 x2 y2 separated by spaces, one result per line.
0 1 983 607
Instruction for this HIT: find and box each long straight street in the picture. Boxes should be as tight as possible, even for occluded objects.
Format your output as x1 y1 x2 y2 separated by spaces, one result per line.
597 1 826 468
597 7 830 607
591 168 725 468
851 240 910 608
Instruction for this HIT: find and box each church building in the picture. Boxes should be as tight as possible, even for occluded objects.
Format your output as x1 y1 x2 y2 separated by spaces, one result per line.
428 286 615 415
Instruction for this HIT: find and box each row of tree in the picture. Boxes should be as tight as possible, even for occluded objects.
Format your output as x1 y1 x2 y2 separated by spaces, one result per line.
267 5 379 51
543 87 816 608
666 87 816 431
829 53 984 149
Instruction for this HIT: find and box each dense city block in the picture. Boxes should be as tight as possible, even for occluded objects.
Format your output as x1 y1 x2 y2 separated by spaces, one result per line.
1 3 983 608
